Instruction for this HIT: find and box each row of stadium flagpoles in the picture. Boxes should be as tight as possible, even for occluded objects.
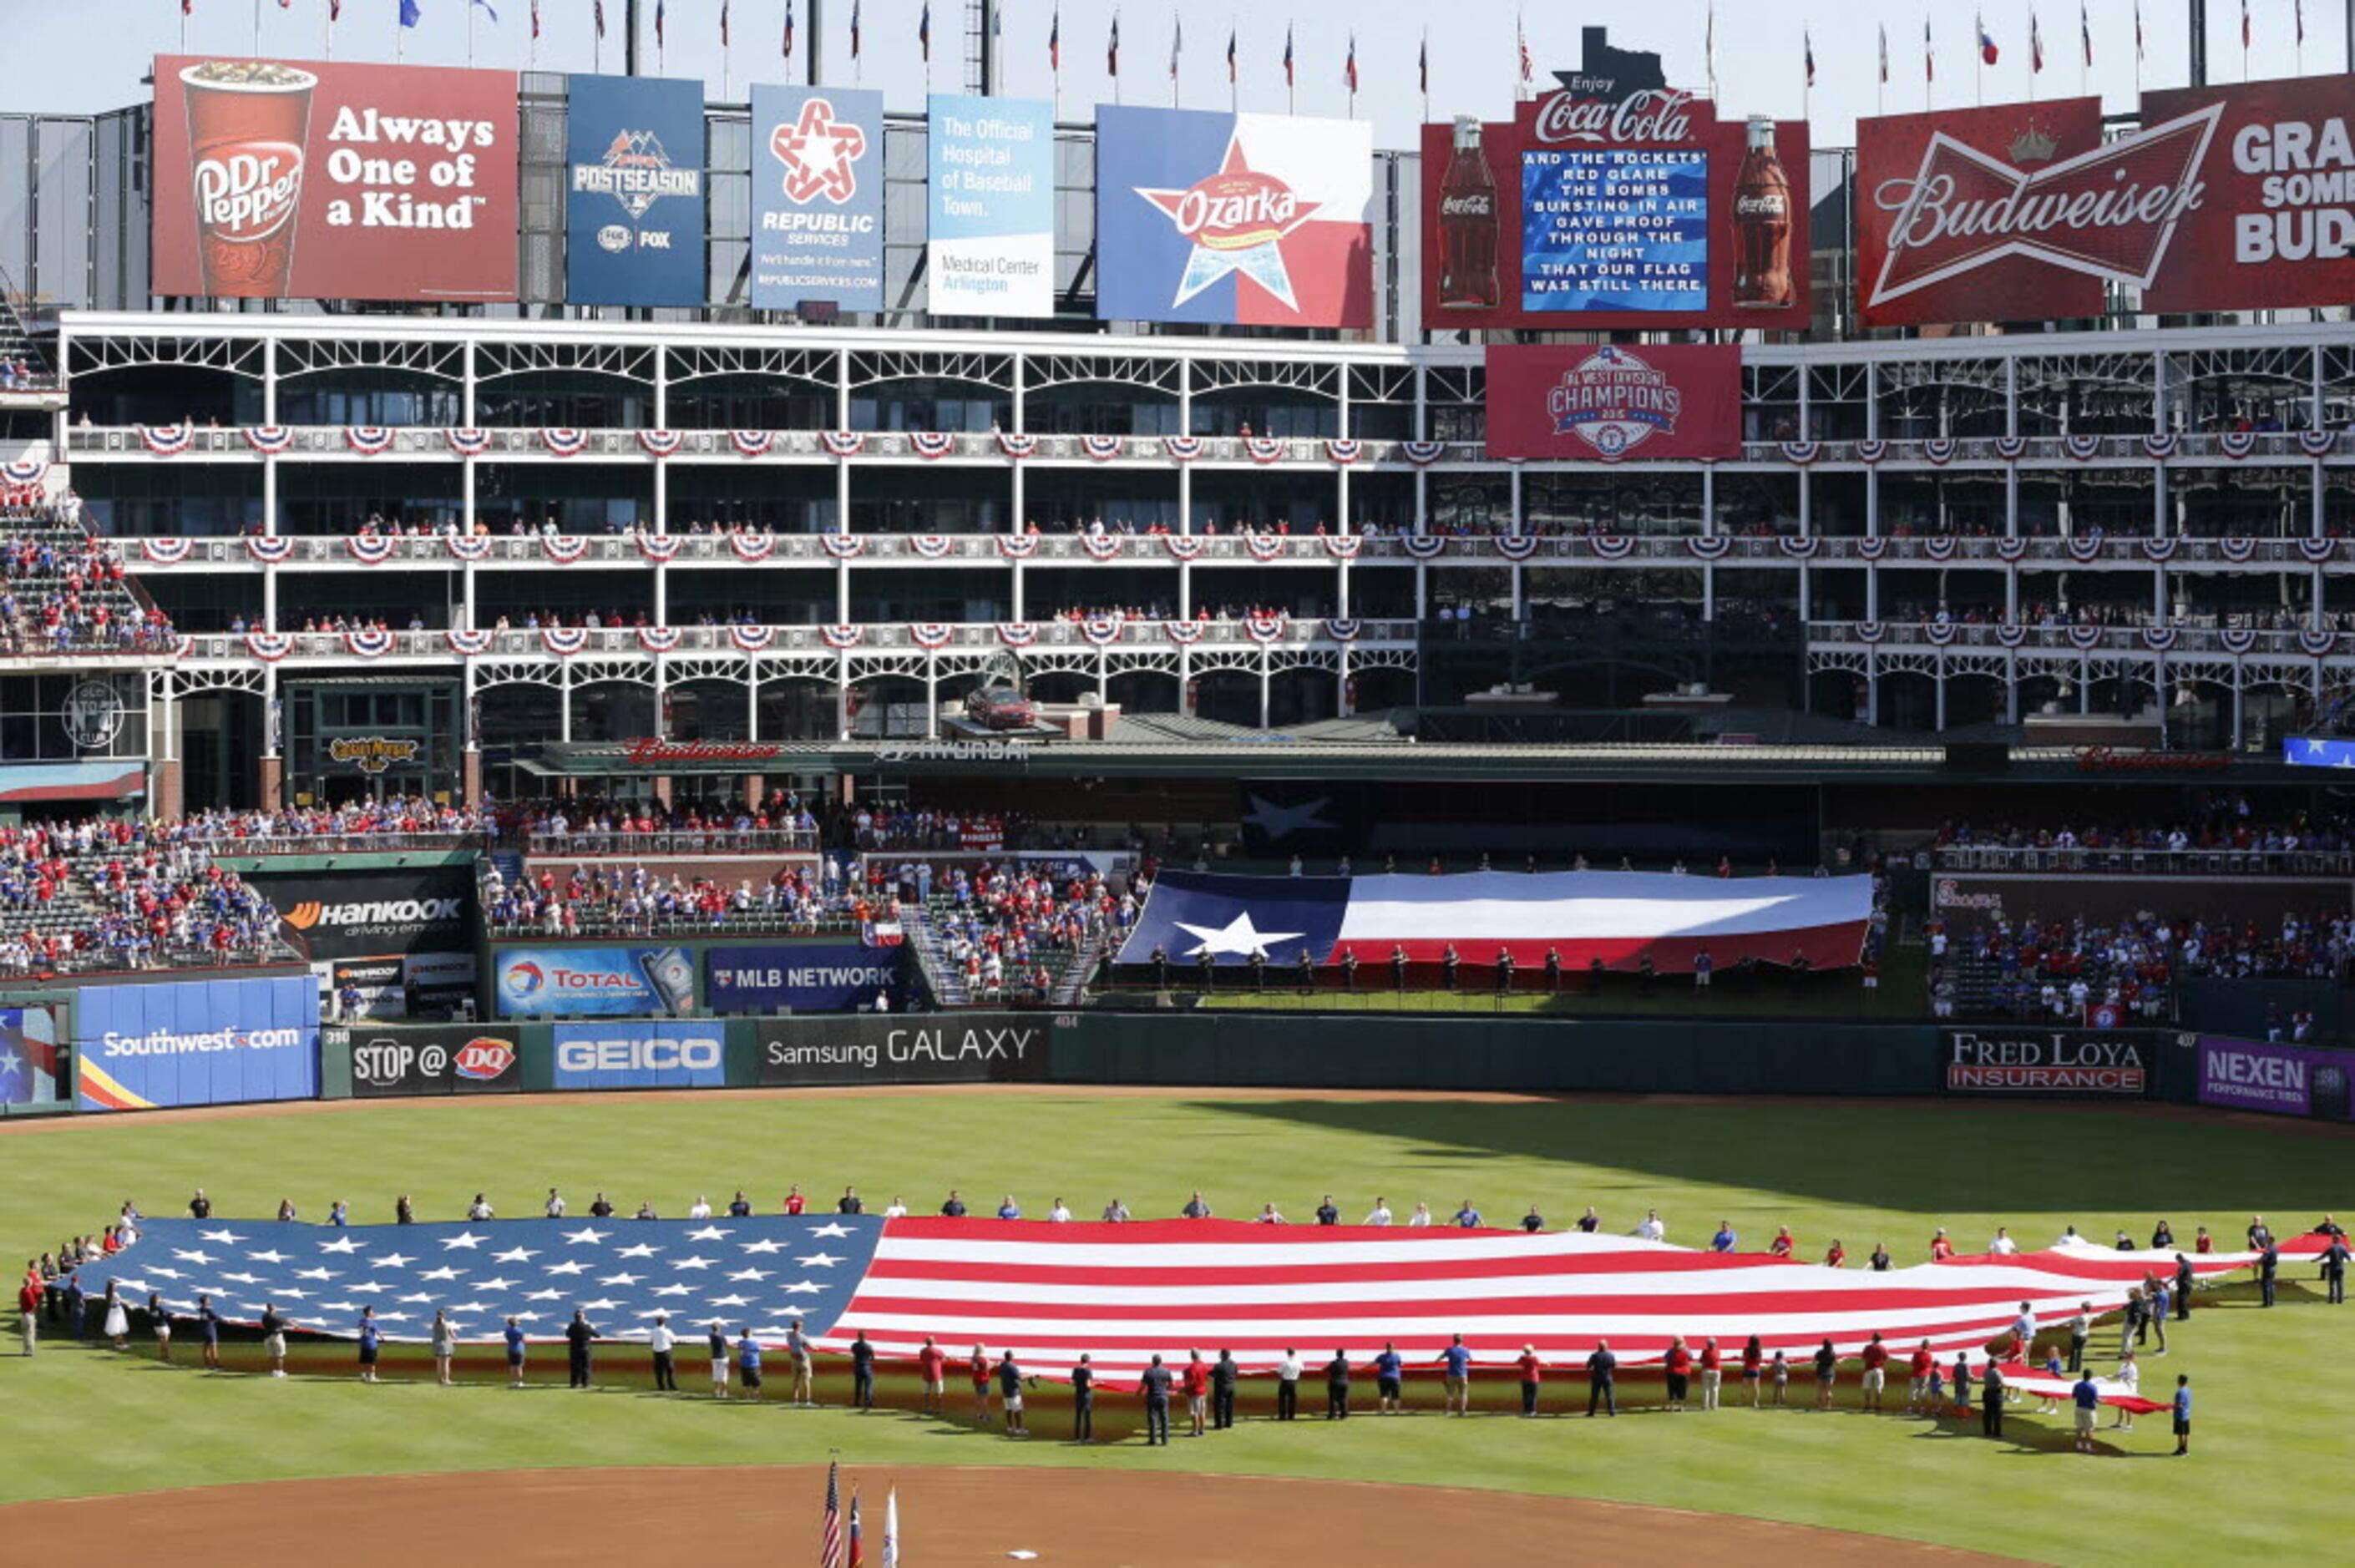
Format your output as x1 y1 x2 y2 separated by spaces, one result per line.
175 0 2327 111
819 1460 897 1568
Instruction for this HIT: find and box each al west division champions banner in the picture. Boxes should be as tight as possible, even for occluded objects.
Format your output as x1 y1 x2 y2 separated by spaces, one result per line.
1421 82 1809 331
1094 106 1372 328
1857 77 2353 325
153 55 517 302
75 976 319 1112
565 74 706 307
928 93 1055 317
752 83 885 311
1484 344 1742 463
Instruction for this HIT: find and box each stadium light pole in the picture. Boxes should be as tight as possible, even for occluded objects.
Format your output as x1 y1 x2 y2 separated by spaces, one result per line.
625 0 641 77
810 0 826 87
2187 0 2206 85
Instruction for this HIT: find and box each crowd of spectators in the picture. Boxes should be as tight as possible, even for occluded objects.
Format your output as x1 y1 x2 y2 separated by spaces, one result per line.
162 798 493 847
0 817 286 975
0 531 174 655
514 795 821 853
873 857 1127 1001
480 857 865 937
1929 908 2352 1023
1932 802 2355 873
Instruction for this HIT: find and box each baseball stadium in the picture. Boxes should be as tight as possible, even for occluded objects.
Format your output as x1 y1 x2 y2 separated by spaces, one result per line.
3 2 2353 1564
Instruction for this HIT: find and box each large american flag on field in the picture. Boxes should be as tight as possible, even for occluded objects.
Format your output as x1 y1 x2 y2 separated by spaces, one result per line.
72 1218 2321 1388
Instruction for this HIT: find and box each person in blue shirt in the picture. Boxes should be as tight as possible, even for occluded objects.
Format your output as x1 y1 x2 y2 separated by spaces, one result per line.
329 1201 349 1228
356 1307 381 1383
504 1317 527 1388
2171 1374 2192 1455
1452 1200 1482 1229
1711 1222 1738 1253
1437 1333 1474 1415
1374 1342 1405 1413
707 1323 730 1399
737 1330 763 1400
996 1196 1021 1221
2071 1373 2102 1453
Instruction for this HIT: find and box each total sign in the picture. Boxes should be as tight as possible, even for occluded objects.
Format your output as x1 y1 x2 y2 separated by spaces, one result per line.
1096 106 1373 328
552 1023 727 1090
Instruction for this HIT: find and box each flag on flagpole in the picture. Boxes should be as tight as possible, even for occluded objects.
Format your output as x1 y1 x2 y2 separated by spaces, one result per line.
1924 15 1935 80
1704 2 1717 99
1228 26 1238 83
1283 23 1294 86
1049 6 1061 70
720 0 729 47
821 1461 844 1568
2241 0 2251 49
2080 2 2092 66
1517 12 1532 92
1345 32 1357 93
882 1488 899 1568
1878 23 1889 83
1107 13 1119 75
851 0 863 60
184 0 192 16
2296 0 2306 45
1418 33 1427 95
918 1 929 60
655 0 665 47
2134 0 2145 57
783 0 794 59
848 1492 864 1568
530 0 539 40
1976 13 1996 63
1170 14 1181 80
2030 9 2044 72
400 0 422 31
593 0 603 38
1804 28 1816 88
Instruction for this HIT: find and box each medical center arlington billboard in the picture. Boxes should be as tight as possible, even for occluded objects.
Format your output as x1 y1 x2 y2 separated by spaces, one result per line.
565 74 706 306
928 93 1056 317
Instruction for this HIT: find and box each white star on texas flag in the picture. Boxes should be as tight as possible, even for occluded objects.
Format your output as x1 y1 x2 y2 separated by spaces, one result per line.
1173 910 1305 958
1134 136 1314 311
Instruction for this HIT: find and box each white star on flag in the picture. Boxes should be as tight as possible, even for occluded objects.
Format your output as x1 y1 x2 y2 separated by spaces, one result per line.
579 1297 624 1313
317 1237 366 1254
219 1271 261 1285
600 1272 646 1287
673 1256 718 1272
524 1288 565 1302
1172 910 1305 958
728 1268 772 1282
706 1293 753 1308
781 1280 827 1294
198 1230 248 1245
369 1254 416 1270
474 1277 518 1292
418 1267 463 1282
293 1267 340 1281
738 1239 789 1255
172 1249 215 1265
807 1223 857 1239
685 1227 733 1242
563 1227 610 1246
438 1232 489 1250
614 1243 661 1260
653 1284 695 1297
544 1261 590 1277
493 1247 540 1264
795 1253 843 1268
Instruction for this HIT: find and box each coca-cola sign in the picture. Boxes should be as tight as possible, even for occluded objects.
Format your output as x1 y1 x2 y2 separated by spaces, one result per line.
1532 88 1699 146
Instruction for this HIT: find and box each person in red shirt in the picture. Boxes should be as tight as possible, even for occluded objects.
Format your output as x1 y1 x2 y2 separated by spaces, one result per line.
1860 1332 1891 1412
783 1186 806 1216
1664 1337 1694 1410
1930 1227 1956 1262
1514 1343 1544 1417
1699 1337 1724 1410
916 1336 948 1416
1907 1340 1937 1414
2195 1226 2214 1255
969 1345 993 1424
1824 1239 1848 1269
16 1272 39 1356
1183 1349 1213 1437
1768 1226 1795 1258
1740 1334 1764 1406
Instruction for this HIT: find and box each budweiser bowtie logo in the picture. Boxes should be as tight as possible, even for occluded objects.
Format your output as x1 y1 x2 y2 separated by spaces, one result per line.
1869 104 2223 306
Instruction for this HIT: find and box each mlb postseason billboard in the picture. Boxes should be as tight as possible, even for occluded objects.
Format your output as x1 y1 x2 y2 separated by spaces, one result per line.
1857 76 2355 326
1421 73 1809 331
757 1015 1051 1087
565 74 706 306
74 976 319 1112
2198 1035 2355 1120
752 84 885 311
928 93 1056 317
336 1023 522 1097
1094 106 1372 328
152 56 517 302
494 945 696 1019
552 1021 727 1090
1483 344 1741 463
705 944 904 1014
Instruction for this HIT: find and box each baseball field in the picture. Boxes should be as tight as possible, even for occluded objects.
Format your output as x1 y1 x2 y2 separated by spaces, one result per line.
2 1086 2346 1565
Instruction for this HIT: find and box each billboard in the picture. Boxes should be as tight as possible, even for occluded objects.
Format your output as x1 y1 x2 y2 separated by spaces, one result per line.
705 944 904 1014
152 55 518 302
1484 344 1742 463
927 93 1056 317
751 83 886 311
757 1015 1052 1087
1942 1028 2154 1097
565 74 706 306
335 1023 522 1097
2198 1035 2355 1120
494 945 696 1019
247 863 476 962
0 1007 62 1108
1094 106 1372 327
552 1021 727 1090
74 976 319 1112
1421 83 1808 330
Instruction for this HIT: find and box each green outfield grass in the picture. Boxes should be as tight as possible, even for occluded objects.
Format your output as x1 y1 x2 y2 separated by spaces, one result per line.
2 1091 2347 1564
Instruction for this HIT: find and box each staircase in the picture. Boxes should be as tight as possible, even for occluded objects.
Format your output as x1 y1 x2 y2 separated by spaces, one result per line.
902 900 971 1006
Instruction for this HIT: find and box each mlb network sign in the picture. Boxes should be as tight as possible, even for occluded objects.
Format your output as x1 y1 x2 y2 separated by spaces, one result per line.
552 1023 726 1090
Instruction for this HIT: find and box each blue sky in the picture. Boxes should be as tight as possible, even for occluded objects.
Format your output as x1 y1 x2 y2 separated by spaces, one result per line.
30 0 2352 149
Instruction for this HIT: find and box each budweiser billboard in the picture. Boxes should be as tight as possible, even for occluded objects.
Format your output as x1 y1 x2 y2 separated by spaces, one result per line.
1484 344 1742 463
2138 77 2355 314
1421 79 1808 331
152 55 518 303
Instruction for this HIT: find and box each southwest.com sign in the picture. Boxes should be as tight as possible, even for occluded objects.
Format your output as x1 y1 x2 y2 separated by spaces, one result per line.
76 975 319 1112
551 1023 725 1090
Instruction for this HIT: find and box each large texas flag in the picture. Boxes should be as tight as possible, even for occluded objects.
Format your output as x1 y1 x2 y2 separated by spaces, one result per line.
1116 869 1875 973
1094 105 1374 328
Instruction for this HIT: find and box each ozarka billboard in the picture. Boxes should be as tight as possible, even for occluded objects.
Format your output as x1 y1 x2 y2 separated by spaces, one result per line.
565 74 706 307
1421 79 1808 331
1095 106 1372 328
1857 77 2353 326
152 55 517 303
1484 344 1742 463
751 83 885 311
928 93 1056 317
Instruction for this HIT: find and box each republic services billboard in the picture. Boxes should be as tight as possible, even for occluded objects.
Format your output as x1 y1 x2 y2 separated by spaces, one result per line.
1095 106 1372 328
152 55 517 303
1483 343 1742 463
565 74 706 307
752 83 885 311
928 93 1056 317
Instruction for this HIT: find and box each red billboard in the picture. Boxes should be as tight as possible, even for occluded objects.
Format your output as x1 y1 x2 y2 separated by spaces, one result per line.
2139 76 2355 315
1421 87 1809 332
1484 344 1743 463
152 55 518 303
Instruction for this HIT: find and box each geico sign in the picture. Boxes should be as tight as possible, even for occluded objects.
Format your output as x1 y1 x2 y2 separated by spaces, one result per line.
558 1036 722 1073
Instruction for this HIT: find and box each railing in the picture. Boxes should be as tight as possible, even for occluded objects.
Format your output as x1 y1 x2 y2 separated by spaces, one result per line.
484 910 862 938
1933 844 2355 877
1807 621 2355 655
185 830 489 855
524 827 820 857
1741 431 2347 464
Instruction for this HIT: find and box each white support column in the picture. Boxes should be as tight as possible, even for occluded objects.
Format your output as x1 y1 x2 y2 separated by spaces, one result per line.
653 346 668 428
1096 649 1108 705
926 660 939 738
2231 673 2246 750
2313 460 2327 539
1180 645 1195 715
2003 465 2018 539
654 562 669 626
2152 463 2169 537
262 456 278 539
461 560 477 630
835 458 852 536
560 667 574 742
463 450 478 533
835 653 851 739
835 349 853 534
1336 556 1352 619
1412 363 1430 532
1258 652 1271 729
262 336 279 426
1015 559 1030 620
1797 468 1812 537
1509 467 1523 535
1866 659 1879 726
1703 466 1717 536
1178 458 1192 534
262 663 280 759
746 670 762 741
264 558 279 630
1704 564 1716 621
1864 561 1876 622
462 340 478 427
2004 663 2019 725
1336 368 1351 530
2153 565 2168 624
1010 355 1026 531
1935 654 1947 731
835 559 850 625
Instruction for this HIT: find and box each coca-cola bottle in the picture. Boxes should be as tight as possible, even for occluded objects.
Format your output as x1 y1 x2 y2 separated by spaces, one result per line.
1436 117 1501 311
1731 115 1794 310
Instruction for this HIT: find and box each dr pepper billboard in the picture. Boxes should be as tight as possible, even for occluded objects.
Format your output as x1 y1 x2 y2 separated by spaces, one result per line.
153 55 518 303
1421 75 1809 332
1857 73 2355 326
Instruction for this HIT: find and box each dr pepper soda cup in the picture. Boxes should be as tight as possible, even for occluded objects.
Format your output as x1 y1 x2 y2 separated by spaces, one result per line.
180 59 317 297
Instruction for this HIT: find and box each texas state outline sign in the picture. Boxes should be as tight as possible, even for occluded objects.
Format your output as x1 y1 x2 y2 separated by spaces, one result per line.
1095 105 1373 328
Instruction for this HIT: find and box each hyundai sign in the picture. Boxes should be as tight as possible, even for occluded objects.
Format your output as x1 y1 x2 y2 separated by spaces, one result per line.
705 944 903 1014
76 975 319 1112
552 1022 727 1090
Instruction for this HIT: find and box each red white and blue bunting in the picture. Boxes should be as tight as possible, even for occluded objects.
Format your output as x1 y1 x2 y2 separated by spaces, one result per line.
542 627 591 656
246 630 294 660
1494 534 1539 562
2297 430 2338 458
1995 539 2028 562
1325 438 1364 465
1323 534 1362 559
910 622 955 650
1587 534 1633 560
2064 434 2105 462
1164 535 1205 562
1992 435 2028 461
346 427 394 456
1244 534 1284 562
541 428 589 458
1080 612 1126 646
244 426 293 454
2067 625 2106 650
1401 535 1449 560
731 430 775 458
2301 630 2341 658
2141 626 2179 652
1778 441 1821 465
2299 538 2338 564
2141 434 2180 462
446 629 495 655
635 534 680 563
1779 536 1821 559
1325 618 1362 643
2217 430 2259 460
0 458 48 488
2067 535 2106 563
1685 536 1731 561
637 429 683 458
141 424 195 457
347 535 398 564
819 625 862 650
995 432 1040 460
819 431 865 458
1922 438 1957 465
2142 539 2180 564
539 535 587 564
637 626 682 653
1400 440 1446 465
730 625 777 652
2217 538 2259 564
344 627 395 658
1162 620 1205 645
1244 437 1289 464
1854 622 1886 645
1855 439 1890 464
2218 626 2259 654
729 533 777 562
1081 435 1125 463
1162 435 1205 462
446 536 492 563
1081 534 1124 561
995 622 1039 648
139 539 194 564
1923 622 1959 646
909 535 954 559
1243 611 1290 644
820 534 866 560
245 537 296 564
1921 538 1957 562
445 428 492 456
910 431 959 460
1994 625 2028 648
995 534 1039 560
